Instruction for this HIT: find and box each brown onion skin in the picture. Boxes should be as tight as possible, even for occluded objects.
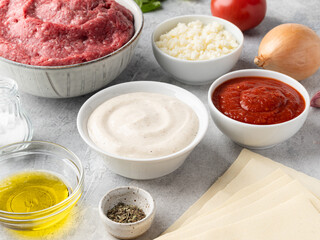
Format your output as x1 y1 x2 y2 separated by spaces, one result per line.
254 24 320 81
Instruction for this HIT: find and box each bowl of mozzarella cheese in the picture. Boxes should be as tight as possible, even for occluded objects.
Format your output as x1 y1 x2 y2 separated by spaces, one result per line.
152 15 243 85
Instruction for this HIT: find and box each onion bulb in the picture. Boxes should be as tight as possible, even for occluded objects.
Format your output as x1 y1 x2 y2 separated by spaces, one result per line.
254 23 320 81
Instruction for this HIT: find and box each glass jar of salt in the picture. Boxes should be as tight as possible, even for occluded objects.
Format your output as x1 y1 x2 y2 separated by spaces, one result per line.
0 77 32 147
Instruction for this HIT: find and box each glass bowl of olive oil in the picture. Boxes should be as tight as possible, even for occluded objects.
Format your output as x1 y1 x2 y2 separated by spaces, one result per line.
0 141 84 231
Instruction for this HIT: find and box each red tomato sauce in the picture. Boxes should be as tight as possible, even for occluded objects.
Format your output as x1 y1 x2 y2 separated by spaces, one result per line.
212 77 305 125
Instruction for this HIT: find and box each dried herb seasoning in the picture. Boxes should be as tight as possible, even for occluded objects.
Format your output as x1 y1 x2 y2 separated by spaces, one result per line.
106 202 146 223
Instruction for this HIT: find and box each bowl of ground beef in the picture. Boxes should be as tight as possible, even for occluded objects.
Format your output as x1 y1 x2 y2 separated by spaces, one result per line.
0 0 143 98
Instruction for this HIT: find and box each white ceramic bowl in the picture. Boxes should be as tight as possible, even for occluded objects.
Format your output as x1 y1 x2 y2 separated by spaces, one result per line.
99 186 155 239
152 15 243 85
0 0 143 98
77 81 208 179
208 69 310 149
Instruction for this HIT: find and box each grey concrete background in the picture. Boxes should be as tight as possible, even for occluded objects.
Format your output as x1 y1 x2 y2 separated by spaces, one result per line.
1 0 320 239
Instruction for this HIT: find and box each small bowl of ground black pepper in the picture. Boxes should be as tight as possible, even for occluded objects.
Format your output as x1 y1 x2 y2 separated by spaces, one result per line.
99 186 156 239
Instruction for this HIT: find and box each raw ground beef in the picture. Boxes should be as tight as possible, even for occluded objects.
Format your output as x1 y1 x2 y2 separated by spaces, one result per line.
0 0 134 66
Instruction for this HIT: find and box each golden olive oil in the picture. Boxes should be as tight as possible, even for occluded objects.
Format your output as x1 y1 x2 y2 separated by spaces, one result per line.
0 171 69 213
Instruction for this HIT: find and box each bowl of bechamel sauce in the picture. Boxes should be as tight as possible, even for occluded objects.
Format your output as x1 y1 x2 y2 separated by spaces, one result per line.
0 141 84 231
208 69 310 149
77 81 208 179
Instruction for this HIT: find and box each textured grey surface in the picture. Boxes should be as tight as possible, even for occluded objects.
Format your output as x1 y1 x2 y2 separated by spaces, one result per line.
1 0 320 239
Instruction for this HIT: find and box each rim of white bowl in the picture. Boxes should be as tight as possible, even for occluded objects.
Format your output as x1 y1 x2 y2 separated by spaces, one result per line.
99 186 155 226
77 81 209 162
207 69 311 128
151 14 244 63
0 0 144 70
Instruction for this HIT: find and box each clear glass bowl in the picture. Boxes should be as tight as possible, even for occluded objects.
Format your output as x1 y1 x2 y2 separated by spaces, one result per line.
0 141 84 230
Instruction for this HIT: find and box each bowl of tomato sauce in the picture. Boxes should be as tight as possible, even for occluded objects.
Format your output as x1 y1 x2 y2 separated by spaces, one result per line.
208 69 310 149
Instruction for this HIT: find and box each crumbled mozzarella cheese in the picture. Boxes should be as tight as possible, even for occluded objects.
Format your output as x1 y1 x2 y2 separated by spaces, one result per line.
155 20 239 61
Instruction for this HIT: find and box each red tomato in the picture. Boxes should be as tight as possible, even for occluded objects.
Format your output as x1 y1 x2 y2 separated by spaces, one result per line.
210 0 267 31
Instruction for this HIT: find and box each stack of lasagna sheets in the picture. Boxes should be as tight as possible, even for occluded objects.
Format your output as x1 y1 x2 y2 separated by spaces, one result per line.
155 149 320 240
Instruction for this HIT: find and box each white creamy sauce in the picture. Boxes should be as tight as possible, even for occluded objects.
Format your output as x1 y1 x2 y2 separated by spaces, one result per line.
87 92 199 158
